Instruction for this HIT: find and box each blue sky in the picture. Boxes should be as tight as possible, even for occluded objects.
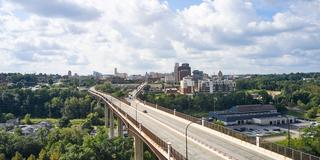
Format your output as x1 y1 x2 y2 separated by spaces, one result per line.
163 0 202 10
0 0 319 75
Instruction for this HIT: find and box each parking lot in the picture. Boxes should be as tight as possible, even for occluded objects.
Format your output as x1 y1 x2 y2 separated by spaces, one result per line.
229 124 288 137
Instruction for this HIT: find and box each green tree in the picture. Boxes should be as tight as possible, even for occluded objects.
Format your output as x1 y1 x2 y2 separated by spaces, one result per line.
27 154 36 160
49 150 60 160
48 97 63 118
23 114 32 124
4 113 15 120
305 108 317 119
38 149 47 160
0 153 5 160
11 152 23 160
58 117 70 128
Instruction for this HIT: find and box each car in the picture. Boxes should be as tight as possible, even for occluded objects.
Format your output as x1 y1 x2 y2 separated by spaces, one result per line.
273 128 281 131
143 110 148 113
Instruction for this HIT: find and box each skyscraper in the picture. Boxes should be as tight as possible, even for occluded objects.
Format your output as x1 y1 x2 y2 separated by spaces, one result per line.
114 68 118 75
68 70 72 77
174 63 179 83
192 70 204 83
178 63 191 81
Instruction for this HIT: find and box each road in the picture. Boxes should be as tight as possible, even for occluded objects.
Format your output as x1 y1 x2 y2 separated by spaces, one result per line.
93 87 278 160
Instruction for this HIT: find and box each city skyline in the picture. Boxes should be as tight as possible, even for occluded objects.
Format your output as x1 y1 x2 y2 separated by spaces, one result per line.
0 0 319 75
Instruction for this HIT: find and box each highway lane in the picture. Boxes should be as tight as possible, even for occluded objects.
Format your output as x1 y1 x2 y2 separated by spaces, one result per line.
130 100 275 160
97 90 224 160
94 87 278 160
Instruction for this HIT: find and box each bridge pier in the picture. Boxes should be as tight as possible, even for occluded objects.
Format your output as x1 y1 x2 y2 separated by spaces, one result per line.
109 110 115 138
104 104 109 127
117 117 123 137
133 135 144 160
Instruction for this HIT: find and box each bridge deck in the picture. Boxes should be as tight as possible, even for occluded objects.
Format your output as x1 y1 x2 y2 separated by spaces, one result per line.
95 89 279 160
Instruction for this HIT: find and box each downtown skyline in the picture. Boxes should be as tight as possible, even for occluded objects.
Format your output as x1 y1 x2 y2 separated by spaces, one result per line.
0 0 319 75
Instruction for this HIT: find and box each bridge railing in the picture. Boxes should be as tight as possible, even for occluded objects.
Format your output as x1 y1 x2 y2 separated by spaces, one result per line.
260 140 320 160
203 121 256 145
137 97 254 144
136 98 320 160
170 147 186 160
91 89 187 160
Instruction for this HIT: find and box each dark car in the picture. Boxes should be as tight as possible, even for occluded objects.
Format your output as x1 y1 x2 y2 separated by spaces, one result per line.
143 110 148 113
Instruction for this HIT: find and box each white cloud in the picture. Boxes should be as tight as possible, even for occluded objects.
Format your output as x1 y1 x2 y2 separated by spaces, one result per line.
0 0 319 75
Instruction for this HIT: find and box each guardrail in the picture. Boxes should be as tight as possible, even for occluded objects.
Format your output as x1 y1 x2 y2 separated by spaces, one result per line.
260 140 320 160
90 89 186 160
136 89 320 160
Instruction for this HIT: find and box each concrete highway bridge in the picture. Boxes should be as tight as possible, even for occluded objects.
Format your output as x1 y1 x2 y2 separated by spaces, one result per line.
89 83 320 160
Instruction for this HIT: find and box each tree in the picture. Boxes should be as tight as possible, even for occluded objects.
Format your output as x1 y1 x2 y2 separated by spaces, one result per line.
49 150 60 160
86 112 103 126
58 117 70 128
48 97 63 118
11 152 23 160
48 79 53 85
27 154 36 160
63 97 80 119
4 113 15 120
305 108 317 119
38 149 47 160
23 114 32 124
0 154 5 160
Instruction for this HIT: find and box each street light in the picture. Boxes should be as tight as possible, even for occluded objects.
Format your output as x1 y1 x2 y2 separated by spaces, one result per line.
185 122 193 160
213 97 217 112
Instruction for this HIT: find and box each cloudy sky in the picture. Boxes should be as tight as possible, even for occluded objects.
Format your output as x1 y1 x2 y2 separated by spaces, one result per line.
0 0 319 75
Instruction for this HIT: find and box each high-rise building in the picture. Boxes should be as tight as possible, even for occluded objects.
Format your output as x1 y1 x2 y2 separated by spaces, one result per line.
114 68 118 75
178 63 191 81
68 70 72 77
174 63 179 83
218 70 223 79
192 70 204 83
114 68 127 79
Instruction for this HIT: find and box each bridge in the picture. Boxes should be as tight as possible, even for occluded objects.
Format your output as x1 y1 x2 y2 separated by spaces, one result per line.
89 83 320 160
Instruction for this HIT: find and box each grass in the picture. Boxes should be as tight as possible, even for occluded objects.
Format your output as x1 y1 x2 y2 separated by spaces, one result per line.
31 118 87 127
31 118 59 124
70 119 86 126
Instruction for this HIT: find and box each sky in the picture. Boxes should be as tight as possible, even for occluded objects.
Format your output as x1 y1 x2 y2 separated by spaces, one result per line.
0 0 319 75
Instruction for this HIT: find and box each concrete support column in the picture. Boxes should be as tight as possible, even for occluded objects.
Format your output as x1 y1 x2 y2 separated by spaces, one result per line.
134 135 144 160
117 118 123 137
167 142 172 160
104 104 109 127
256 135 260 147
109 110 114 138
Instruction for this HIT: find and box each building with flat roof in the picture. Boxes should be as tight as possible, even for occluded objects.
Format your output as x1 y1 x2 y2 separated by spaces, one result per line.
178 63 191 81
198 79 236 93
180 76 194 95
209 104 295 126
192 70 204 83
